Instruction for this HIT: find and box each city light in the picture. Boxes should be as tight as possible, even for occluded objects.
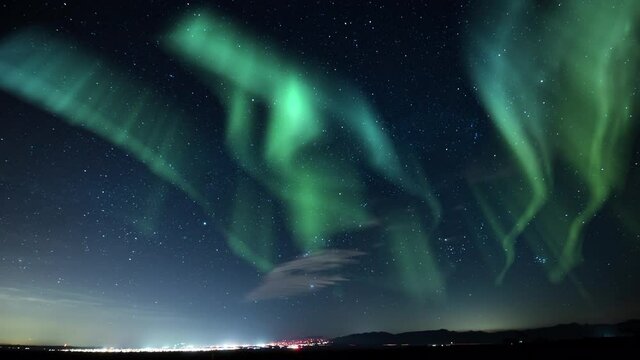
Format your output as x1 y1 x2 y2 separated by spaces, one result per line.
61 338 329 353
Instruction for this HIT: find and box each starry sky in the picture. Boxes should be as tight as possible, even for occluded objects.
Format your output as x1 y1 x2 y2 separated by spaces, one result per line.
1 0 640 348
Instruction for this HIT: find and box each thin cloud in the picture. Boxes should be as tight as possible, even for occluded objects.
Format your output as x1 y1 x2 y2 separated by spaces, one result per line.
246 249 365 301
0 286 178 319
0 286 104 307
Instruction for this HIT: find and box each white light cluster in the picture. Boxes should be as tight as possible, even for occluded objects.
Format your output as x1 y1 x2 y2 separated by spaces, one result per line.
64 345 253 353
62 339 329 353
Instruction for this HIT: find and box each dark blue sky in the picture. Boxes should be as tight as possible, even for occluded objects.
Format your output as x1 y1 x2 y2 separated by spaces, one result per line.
0 0 639 347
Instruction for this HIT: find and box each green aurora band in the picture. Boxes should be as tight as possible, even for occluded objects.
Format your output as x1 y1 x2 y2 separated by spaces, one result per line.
165 9 442 288
4 2 633 299
468 0 640 283
0 29 215 214
0 11 444 299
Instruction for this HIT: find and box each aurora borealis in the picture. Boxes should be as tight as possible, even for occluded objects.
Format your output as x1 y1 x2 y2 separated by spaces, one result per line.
468 0 640 284
165 9 441 274
0 0 639 348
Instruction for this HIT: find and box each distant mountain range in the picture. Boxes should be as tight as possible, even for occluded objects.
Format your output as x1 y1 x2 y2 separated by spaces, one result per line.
331 320 640 346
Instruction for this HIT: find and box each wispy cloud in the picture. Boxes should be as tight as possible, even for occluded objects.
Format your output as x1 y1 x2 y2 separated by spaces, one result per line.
246 249 364 301
0 286 174 318
0 286 104 307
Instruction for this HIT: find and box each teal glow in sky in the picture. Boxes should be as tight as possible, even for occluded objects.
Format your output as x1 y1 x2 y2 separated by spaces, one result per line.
0 0 639 347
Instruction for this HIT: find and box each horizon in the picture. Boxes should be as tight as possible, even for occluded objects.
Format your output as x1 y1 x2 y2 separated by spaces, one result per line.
1 316 637 348
1 0 639 349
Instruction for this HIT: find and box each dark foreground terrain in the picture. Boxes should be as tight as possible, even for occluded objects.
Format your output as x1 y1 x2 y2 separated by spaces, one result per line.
2 338 639 360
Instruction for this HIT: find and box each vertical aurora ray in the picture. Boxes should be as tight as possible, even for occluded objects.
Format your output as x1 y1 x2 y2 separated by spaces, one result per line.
385 209 445 301
468 0 640 282
227 179 276 273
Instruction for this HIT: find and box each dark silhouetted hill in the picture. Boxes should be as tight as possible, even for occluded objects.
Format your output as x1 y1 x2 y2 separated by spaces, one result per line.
331 320 640 346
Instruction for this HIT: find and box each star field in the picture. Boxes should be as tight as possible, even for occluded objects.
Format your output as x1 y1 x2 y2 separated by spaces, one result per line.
0 0 639 348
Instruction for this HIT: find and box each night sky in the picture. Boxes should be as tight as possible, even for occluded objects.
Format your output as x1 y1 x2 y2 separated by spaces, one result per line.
1 0 639 348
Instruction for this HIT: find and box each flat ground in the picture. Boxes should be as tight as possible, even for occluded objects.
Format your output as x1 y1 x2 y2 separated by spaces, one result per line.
2 338 638 360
